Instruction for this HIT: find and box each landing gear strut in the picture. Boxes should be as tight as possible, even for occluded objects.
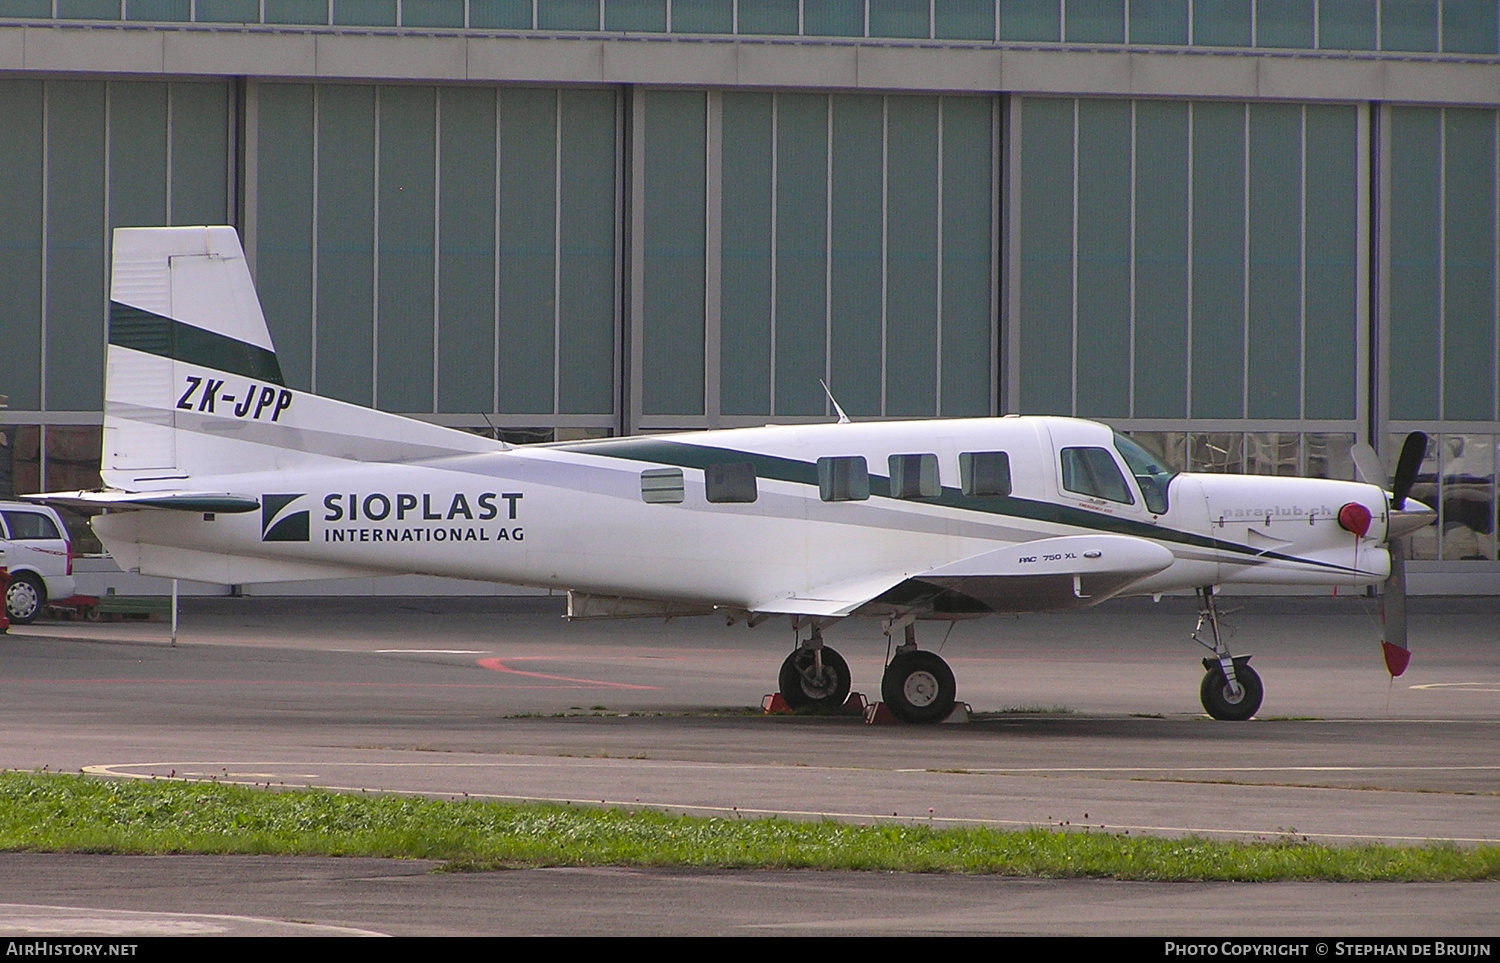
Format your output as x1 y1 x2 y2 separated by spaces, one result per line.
777 621 851 711
880 619 956 724
1192 587 1263 721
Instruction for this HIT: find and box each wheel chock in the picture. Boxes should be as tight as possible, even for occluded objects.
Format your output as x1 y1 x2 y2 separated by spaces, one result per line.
941 702 973 724
842 691 868 716
761 693 793 715
864 701 900 725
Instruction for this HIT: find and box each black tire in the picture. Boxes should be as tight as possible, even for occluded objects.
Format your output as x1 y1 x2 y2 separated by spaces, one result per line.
5 572 46 625
1200 662 1263 721
777 646 852 712
881 651 956 724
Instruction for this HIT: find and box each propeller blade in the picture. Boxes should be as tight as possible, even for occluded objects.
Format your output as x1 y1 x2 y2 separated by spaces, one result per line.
1390 431 1429 511
1350 441 1387 488
1380 539 1410 677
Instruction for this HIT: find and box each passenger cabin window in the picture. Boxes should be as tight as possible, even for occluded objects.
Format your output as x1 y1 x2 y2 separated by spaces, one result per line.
1 511 61 540
1113 432 1175 514
640 468 685 504
1060 447 1135 505
705 462 758 503
888 453 940 499
817 456 869 502
959 451 1012 497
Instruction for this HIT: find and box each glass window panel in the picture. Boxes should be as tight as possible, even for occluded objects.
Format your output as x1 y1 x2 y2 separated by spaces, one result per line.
1393 432 1439 559
0 2 51 17
169 83 230 227
1190 432 1244 472
335 0 395 24
1245 432 1300 476
670 0 732 32
1255 0 1313 46
0 510 60 541
8 426 40 496
1303 432 1354 480
605 0 667 30
1075 99 1130 418
1381 0 1437 51
316 85 376 407
1388 107 1442 421
404 0 466 27
255 84 315 392
1066 0 1123 42
1133 100 1189 419
774 93 828 417
705 461 757 502
1124 430 1188 473
1444 110 1497 422
961 450 1013 496
1303 105 1357 421
720 92 773 417
829 94 883 417
57 0 118 18
642 90 705 416
1018 97 1073 415
0 81 43 412
1115 431 1176 513
641 467 685 503
1246 103 1301 420
469 0 532 28
1060 447 1132 502
870 0 928 37
43 425 102 499
46 81 107 411
557 88 617 416
739 0 798 34
1443 0 1498 54
436 88 496 415
1129 0 1187 43
818 455 870 501
1193 0 1251 45
940 96 993 417
886 96 939 418
934 0 994 39
1439 434 1495 560
1317 0 1374 49
264 0 327 24
109 82 168 233
804 0 863 35
1190 102 1245 419
376 86 435 413
889 453 941 498
127 0 190 19
538 0 599 28
1000 0 1059 40
194 0 259 21
498 88 557 415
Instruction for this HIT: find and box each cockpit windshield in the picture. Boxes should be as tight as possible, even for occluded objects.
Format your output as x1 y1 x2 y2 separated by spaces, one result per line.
1113 432 1177 515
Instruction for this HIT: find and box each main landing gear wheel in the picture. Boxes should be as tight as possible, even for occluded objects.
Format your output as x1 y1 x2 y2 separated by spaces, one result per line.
881 650 956 725
5 573 45 625
1199 660 1263 721
778 645 851 712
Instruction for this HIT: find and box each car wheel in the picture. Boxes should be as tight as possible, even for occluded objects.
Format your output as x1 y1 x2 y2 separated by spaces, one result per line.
5 573 46 625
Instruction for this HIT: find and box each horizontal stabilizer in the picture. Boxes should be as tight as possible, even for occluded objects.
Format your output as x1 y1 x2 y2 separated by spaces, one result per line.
24 490 260 513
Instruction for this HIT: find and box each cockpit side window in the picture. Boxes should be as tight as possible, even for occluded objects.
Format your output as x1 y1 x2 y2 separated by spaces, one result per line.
1113 432 1176 514
1060 447 1134 505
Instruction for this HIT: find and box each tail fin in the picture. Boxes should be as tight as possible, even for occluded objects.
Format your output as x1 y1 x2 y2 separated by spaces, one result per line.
104 226 498 489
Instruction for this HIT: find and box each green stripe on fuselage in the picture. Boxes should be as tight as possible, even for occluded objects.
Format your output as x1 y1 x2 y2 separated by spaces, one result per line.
559 436 1365 576
110 302 285 387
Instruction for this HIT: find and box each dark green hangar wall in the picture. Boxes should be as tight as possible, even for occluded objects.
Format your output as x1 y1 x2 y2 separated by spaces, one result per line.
0 0 1497 580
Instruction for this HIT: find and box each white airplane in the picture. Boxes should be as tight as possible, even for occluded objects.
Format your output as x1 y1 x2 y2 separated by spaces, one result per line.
32 227 1435 723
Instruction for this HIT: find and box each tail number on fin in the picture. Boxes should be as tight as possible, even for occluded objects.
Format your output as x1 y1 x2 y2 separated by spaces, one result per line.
178 377 293 422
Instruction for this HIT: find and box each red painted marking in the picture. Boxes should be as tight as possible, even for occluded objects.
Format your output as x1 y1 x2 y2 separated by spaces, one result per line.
475 657 660 691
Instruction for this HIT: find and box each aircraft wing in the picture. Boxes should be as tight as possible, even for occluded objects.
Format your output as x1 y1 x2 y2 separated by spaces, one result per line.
755 534 1176 618
22 490 261 514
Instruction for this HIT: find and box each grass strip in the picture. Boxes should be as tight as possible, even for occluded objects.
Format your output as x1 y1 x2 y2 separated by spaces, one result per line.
1 771 1496 881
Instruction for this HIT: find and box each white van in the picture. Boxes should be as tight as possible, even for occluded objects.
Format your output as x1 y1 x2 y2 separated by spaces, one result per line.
1 503 77 624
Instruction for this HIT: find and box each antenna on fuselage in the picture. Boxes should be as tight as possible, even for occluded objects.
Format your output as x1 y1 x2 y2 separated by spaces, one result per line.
819 380 852 425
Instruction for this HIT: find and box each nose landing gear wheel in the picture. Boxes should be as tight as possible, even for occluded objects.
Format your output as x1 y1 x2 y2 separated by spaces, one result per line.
778 645 851 712
881 651 956 724
1200 661 1263 721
